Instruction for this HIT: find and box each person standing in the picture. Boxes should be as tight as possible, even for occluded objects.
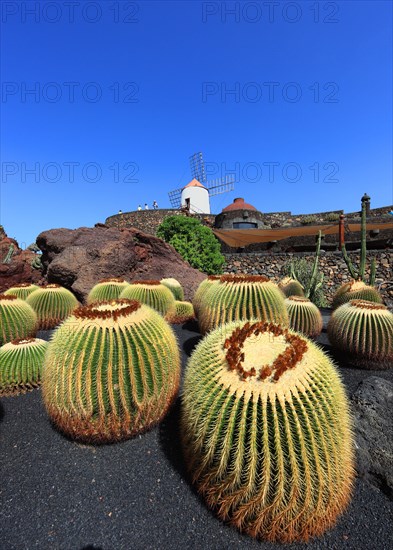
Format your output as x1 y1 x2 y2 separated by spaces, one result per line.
145 203 149 210
153 200 158 209
137 205 142 211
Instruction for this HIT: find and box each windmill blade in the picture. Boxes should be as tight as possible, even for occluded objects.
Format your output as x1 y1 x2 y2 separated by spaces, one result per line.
189 152 207 184
207 174 236 196
168 188 182 209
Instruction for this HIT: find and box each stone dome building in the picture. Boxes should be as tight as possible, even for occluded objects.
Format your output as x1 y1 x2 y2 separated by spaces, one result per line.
214 198 266 229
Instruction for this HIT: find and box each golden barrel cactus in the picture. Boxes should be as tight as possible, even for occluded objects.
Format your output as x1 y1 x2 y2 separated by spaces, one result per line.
327 299 393 369
332 280 383 310
198 275 288 335
0 337 48 396
278 276 305 298
42 299 180 443
87 278 130 304
165 301 195 324
182 320 355 542
0 294 37 345
192 275 221 318
120 280 175 316
26 284 79 329
160 278 184 301
285 296 323 338
4 283 40 300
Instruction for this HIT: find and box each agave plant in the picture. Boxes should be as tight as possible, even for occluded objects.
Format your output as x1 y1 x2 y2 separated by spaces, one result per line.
198 275 288 335
182 320 355 542
327 299 393 369
42 299 181 443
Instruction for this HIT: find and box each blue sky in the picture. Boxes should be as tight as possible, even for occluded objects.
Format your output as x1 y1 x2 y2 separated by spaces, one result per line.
1 0 392 247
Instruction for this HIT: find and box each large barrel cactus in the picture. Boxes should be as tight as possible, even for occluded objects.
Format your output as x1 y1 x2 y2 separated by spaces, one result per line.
278 276 305 298
285 296 323 338
26 284 79 329
4 283 40 300
42 299 181 443
332 280 382 310
120 280 175 316
198 275 288 335
182 320 355 542
192 276 221 318
160 278 184 301
87 278 130 304
0 294 37 345
0 337 48 396
165 301 195 324
327 299 393 369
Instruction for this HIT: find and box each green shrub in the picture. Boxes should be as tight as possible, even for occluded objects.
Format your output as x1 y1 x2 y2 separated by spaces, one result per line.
325 212 340 222
300 215 317 225
157 216 225 275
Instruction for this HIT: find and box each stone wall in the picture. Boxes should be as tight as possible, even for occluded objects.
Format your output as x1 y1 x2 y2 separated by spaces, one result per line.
224 250 393 307
105 209 216 236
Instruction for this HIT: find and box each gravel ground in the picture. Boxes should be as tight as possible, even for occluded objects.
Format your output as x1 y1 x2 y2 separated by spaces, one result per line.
1 315 392 550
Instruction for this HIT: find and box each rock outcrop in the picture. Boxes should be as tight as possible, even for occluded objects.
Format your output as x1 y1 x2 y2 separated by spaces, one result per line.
36 226 206 303
0 230 42 292
351 376 393 499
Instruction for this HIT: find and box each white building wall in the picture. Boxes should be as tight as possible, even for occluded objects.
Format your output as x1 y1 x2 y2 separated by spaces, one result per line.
181 186 211 214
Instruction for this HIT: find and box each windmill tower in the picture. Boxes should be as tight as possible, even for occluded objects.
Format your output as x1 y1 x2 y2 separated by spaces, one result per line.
168 152 235 214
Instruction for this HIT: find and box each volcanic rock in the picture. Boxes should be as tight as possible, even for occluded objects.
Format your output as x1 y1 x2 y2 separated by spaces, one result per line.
0 230 42 292
351 376 393 499
36 226 206 303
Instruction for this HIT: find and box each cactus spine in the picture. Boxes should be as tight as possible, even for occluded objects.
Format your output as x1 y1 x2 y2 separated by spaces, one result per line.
182 320 355 542
4 283 39 300
161 278 184 301
278 277 305 298
198 275 288 335
87 278 130 304
0 338 48 396
26 284 79 329
285 296 323 338
327 300 393 369
192 276 221 318
120 281 175 316
0 294 37 345
165 301 195 324
332 280 383 310
42 299 180 443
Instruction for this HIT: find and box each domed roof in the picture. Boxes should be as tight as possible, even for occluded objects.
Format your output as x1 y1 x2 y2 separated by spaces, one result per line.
222 198 257 212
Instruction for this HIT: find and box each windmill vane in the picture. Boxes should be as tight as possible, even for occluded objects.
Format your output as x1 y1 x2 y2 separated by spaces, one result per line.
168 152 235 212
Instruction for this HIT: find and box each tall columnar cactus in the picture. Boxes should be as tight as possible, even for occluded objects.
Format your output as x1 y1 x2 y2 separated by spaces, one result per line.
160 278 184 301
0 338 48 396
285 296 323 338
0 295 37 345
327 300 393 369
120 280 175 316
165 301 195 324
4 283 40 300
192 276 221 318
198 275 288 335
42 299 180 443
26 284 79 329
332 280 383 310
87 278 130 304
341 194 376 284
278 277 305 298
182 320 355 542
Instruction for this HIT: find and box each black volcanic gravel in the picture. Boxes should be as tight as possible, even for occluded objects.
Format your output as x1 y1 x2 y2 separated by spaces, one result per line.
1 316 393 550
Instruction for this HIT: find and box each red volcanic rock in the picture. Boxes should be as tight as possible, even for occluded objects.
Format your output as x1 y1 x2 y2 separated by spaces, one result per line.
36 226 206 303
0 231 42 292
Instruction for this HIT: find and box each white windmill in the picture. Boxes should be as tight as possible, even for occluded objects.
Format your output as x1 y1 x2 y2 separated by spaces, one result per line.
168 152 235 214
